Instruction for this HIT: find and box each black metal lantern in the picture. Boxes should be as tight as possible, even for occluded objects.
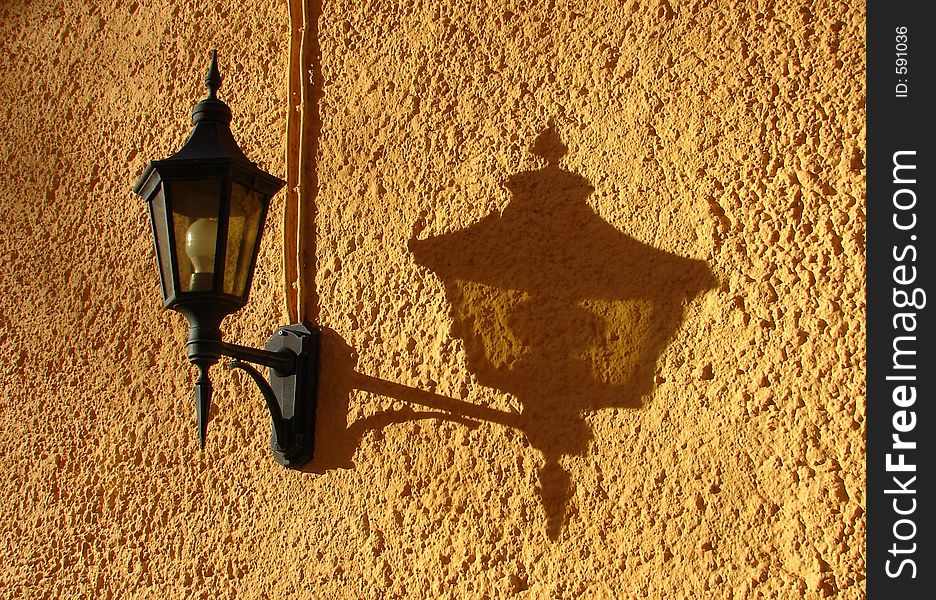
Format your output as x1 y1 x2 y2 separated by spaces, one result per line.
133 52 319 468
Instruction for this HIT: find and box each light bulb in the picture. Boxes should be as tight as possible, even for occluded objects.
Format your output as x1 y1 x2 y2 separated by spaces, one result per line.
185 218 218 291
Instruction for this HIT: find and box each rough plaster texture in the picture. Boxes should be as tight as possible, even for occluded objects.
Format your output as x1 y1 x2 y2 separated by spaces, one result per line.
1 0 865 598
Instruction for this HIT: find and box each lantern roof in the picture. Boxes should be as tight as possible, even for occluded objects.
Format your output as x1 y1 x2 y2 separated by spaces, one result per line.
132 51 283 199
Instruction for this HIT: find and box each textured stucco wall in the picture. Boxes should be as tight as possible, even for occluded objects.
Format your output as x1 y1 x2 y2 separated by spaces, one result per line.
1 0 865 598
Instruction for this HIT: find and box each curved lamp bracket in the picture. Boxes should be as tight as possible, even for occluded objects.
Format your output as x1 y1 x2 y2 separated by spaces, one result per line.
225 324 319 468
227 360 286 445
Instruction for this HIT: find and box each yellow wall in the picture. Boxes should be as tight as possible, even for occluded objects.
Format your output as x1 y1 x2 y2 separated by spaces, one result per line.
1 0 865 597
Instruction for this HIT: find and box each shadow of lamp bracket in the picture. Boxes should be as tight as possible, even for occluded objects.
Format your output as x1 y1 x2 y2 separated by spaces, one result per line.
132 51 319 469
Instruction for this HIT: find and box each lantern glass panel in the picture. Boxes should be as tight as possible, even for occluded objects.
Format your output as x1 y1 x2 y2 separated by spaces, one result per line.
148 184 174 300
223 182 264 298
169 179 222 293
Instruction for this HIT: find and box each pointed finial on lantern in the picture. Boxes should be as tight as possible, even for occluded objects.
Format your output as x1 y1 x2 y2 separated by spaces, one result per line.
189 50 232 126
205 50 222 100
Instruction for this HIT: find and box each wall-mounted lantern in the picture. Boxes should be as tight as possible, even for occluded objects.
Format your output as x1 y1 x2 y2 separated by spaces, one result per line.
132 51 318 468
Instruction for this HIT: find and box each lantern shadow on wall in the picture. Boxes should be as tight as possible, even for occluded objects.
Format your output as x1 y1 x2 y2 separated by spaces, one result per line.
312 127 716 539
